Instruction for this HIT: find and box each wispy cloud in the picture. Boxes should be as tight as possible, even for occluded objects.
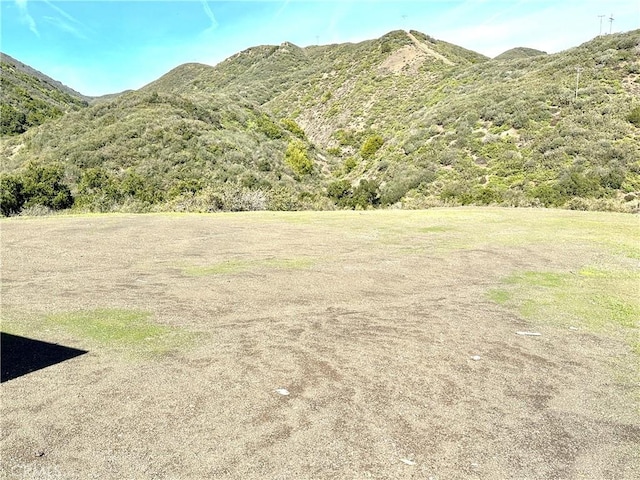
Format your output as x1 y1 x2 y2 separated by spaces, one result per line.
43 0 83 26
14 0 91 39
273 0 291 21
43 16 88 40
15 0 39 37
200 0 218 33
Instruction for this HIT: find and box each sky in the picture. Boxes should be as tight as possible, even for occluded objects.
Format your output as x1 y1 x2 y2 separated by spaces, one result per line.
1 0 639 97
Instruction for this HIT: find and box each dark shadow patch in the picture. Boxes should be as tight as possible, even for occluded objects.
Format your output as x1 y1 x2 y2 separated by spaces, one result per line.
1 332 87 383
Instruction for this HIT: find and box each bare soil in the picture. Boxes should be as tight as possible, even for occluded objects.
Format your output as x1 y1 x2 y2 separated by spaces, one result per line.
1 209 638 479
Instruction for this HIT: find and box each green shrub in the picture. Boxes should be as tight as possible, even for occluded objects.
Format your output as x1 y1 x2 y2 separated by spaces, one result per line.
360 134 384 159
119 171 165 204
557 168 600 198
281 118 306 139
327 180 352 205
343 157 358 173
472 186 504 205
0 104 27 135
253 114 283 139
326 179 379 209
75 167 121 210
0 173 25 216
350 179 380 208
440 181 474 205
380 170 436 205
285 139 313 175
529 183 565 207
267 186 301 211
21 163 73 211
628 106 640 127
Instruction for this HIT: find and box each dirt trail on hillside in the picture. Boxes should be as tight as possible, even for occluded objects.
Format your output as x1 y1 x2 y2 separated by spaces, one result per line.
1 211 638 479
406 31 455 66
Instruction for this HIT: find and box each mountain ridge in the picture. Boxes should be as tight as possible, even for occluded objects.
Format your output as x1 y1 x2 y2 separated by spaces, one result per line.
0 52 89 135
1 29 639 215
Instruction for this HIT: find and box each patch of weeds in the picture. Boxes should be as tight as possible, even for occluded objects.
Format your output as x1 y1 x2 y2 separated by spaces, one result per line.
591 295 639 329
46 308 188 356
504 271 565 288
488 289 510 304
578 266 611 278
184 257 314 276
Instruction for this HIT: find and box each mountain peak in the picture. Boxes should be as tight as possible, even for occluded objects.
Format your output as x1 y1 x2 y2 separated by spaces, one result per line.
494 47 548 60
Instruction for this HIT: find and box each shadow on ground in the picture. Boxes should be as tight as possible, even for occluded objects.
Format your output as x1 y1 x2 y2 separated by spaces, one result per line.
1 332 87 383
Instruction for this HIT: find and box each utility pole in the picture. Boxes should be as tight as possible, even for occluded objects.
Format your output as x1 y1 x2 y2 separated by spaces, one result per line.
575 67 583 100
609 13 614 34
598 15 605 35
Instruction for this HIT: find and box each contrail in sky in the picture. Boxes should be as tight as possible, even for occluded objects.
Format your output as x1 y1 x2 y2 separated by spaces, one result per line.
201 0 219 31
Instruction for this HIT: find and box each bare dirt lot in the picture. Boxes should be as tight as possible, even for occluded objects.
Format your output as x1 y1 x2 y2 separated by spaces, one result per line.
1 208 638 479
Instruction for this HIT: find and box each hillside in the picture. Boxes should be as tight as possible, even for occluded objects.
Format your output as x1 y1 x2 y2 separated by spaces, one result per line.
494 47 547 60
0 89 328 215
1 29 639 215
0 53 89 135
269 30 640 210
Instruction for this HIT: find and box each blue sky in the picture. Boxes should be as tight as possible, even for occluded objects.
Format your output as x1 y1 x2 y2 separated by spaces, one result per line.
1 0 638 96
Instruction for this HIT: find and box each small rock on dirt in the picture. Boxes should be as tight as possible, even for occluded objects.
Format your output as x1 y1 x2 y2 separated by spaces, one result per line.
275 388 290 396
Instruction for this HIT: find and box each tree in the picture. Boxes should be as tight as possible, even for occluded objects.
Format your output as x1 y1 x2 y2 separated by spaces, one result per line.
21 163 73 210
327 180 352 207
350 179 380 208
0 173 25 216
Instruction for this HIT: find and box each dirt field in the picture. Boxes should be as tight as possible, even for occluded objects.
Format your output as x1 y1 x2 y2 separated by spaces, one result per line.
1 208 638 479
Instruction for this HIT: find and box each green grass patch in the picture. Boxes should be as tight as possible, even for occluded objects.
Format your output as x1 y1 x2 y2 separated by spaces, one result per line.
183 257 315 276
45 308 188 356
488 267 640 355
504 271 565 288
487 289 511 304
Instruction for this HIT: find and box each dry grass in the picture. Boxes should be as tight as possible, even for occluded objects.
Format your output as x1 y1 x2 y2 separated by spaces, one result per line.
1 208 638 479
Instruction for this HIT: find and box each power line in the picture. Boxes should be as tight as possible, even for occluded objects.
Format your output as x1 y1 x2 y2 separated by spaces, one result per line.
609 13 615 34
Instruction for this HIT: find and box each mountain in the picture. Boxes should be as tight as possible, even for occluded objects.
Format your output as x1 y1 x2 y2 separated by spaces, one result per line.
494 47 547 60
0 53 89 135
1 29 639 215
